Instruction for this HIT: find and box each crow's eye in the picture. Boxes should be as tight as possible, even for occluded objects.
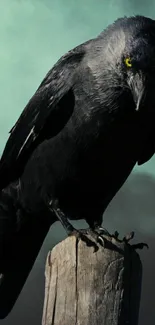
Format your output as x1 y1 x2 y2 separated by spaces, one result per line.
124 57 132 68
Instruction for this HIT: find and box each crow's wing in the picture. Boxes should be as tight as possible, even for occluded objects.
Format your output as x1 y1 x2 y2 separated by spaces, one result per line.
0 46 85 190
0 210 51 319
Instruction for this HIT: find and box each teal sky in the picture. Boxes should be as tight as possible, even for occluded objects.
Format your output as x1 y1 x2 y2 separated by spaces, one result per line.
1 1 155 325
0 0 155 176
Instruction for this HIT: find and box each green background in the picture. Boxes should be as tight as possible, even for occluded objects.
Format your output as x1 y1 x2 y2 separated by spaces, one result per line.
0 1 155 324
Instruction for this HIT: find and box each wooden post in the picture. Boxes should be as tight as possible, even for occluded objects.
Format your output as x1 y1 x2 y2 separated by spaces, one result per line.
42 234 142 325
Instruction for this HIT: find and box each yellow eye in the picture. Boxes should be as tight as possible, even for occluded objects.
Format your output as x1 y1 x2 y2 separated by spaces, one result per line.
124 57 132 68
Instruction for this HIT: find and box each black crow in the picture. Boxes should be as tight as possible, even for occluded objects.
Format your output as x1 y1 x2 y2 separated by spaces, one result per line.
0 15 155 318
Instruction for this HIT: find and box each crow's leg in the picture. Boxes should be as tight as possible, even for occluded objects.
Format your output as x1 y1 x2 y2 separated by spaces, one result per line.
84 216 112 246
50 206 74 235
48 200 99 248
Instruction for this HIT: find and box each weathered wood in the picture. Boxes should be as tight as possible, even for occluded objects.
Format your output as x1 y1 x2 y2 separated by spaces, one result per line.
42 234 142 325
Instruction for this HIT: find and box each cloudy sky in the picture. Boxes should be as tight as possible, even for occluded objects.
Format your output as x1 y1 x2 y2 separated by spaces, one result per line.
0 0 155 324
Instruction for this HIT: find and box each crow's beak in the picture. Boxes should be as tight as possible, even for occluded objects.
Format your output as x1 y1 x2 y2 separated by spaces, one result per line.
128 72 146 111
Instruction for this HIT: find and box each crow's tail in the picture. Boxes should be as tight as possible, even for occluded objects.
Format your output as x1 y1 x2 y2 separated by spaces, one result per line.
0 186 51 319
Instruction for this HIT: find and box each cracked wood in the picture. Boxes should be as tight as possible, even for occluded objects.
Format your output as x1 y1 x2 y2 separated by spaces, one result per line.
42 235 142 325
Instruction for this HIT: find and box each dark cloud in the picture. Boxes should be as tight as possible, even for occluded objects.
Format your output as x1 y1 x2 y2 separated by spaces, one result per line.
0 172 154 325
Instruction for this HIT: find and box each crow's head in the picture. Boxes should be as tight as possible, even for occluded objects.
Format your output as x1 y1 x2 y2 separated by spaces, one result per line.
97 15 155 112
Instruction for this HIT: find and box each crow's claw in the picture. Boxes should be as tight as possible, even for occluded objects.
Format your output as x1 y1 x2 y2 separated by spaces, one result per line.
123 231 135 243
97 235 105 246
93 226 111 237
131 242 149 250
112 230 119 239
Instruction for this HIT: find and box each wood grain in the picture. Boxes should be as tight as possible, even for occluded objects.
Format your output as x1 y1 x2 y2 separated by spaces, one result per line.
42 234 142 325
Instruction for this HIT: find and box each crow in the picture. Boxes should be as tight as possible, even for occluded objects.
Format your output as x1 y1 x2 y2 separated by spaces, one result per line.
0 15 155 318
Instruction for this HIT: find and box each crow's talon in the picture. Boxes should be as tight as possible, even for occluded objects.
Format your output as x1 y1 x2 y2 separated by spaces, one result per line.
97 235 105 247
131 242 149 250
94 226 111 237
88 229 107 247
123 231 135 243
112 230 119 239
